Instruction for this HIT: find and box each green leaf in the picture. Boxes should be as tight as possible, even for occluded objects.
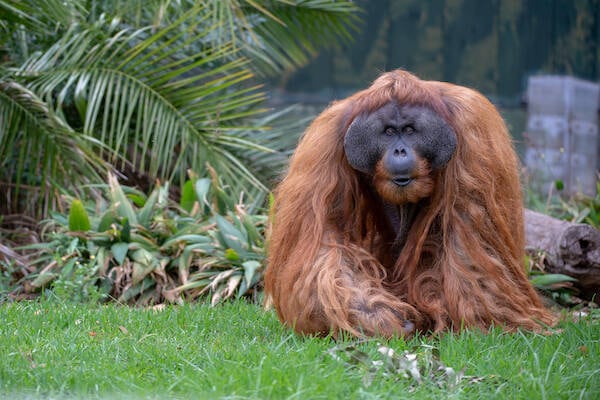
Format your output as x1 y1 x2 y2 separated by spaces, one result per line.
31 272 58 288
214 215 246 254
180 180 197 213
204 0 359 75
129 232 160 252
530 273 577 288
97 210 117 232
224 248 240 262
111 242 130 265
66 238 80 254
242 260 261 289
68 199 91 232
122 187 148 207
121 218 131 242
60 258 77 278
130 248 156 265
108 174 138 226
137 187 159 228
161 234 211 249
241 214 264 247
119 277 156 303
195 178 212 203
216 187 236 214
175 279 212 292
131 261 155 286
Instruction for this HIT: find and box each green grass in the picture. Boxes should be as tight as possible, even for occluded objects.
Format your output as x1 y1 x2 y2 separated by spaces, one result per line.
0 300 598 399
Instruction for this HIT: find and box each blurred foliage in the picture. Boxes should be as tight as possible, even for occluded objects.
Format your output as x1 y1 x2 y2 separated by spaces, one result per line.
526 180 600 229
280 0 600 102
525 251 580 307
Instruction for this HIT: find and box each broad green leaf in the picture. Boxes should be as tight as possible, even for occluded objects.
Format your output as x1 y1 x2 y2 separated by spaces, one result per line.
97 210 117 232
119 277 155 303
241 214 264 247
66 238 80 254
180 180 197 213
177 242 215 278
175 279 212 292
50 211 69 226
195 178 212 212
530 273 577 288
138 187 159 227
111 242 129 265
214 215 246 254
108 174 138 226
215 186 235 215
184 241 215 254
60 258 76 278
130 248 156 265
242 260 261 289
129 233 161 252
131 261 155 286
68 199 91 232
31 272 57 288
120 218 131 242
127 193 147 208
161 234 211 249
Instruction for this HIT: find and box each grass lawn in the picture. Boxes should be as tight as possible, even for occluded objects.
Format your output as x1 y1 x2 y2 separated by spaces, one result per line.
0 300 598 399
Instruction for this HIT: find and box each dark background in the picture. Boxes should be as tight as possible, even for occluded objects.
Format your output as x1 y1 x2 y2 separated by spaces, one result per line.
272 0 599 106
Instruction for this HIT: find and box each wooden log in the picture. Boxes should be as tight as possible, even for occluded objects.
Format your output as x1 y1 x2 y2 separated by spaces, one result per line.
525 209 600 300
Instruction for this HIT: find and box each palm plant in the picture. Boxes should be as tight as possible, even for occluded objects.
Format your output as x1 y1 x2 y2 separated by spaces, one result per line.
0 0 359 219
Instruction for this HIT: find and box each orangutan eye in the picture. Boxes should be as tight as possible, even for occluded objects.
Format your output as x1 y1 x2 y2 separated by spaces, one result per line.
384 126 396 135
402 125 415 134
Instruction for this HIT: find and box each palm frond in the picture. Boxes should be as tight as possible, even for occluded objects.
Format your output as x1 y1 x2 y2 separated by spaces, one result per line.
233 105 315 202
14 6 272 198
1 0 361 218
202 0 361 75
0 80 107 217
87 0 171 28
0 0 85 33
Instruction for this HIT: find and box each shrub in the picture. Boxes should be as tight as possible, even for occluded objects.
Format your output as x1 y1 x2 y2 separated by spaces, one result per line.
24 170 266 305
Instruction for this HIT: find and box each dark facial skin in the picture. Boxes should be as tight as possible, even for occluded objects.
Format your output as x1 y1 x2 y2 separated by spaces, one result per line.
344 102 457 251
344 102 457 185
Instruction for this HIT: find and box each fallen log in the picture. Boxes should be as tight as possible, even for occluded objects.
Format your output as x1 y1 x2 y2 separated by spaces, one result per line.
525 209 600 300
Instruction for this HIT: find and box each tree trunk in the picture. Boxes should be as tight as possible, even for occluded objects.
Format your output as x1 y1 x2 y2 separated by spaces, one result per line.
525 209 600 300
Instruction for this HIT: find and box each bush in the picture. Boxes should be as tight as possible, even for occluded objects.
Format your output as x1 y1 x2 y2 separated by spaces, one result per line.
23 170 266 305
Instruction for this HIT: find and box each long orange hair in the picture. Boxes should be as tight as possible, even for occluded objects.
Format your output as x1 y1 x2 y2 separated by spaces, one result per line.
265 70 554 337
